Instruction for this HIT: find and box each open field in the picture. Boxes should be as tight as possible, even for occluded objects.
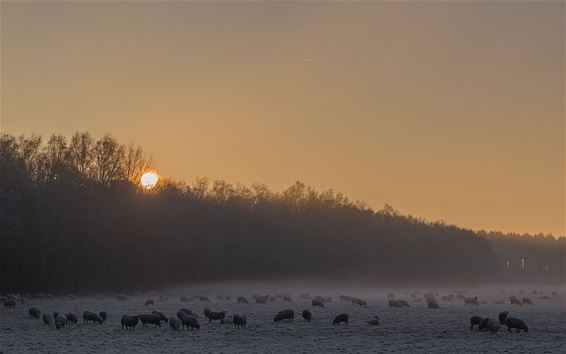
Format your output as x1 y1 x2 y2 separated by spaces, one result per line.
1 284 565 353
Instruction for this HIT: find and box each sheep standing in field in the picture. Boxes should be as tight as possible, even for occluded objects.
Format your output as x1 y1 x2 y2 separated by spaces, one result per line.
237 296 249 304
389 300 402 308
522 298 533 305
28 307 41 319
352 298 367 307
312 299 324 308
274 309 294 322
506 317 528 332
254 295 269 304
302 309 312 322
139 314 161 327
66 313 78 324
207 311 227 322
340 295 351 302
470 316 483 330
181 315 200 330
83 311 103 324
42 314 52 325
464 297 479 306
145 299 154 306
426 296 440 309
55 314 67 330
487 319 501 334
169 316 181 330
151 311 168 323
99 311 107 322
283 295 293 303
233 314 247 328
333 313 349 326
121 315 139 330
398 300 410 307
498 311 509 325
510 297 522 306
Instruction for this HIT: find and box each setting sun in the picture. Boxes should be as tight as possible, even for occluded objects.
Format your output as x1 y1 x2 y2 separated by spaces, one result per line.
140 171 159 189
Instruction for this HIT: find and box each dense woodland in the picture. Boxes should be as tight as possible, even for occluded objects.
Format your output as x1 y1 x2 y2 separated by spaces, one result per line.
0 132 564 294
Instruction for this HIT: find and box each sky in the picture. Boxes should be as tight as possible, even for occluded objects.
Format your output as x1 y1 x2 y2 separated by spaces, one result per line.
1 1 564 236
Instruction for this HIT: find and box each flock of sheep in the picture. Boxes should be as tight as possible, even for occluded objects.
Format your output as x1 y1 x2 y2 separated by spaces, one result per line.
2 289 551 335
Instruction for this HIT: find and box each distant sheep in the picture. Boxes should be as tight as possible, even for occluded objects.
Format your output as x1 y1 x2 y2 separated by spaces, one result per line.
180 296 190 303
498 311 509 325
312 299 324 308
66 312 78 324
55 314 67 330
139 314 161 327
284 296 293 303
237 296 249 304
121 315 139 330
233 314 247 328
180 314 200 330
274 309 294 322
368 316 380 326
207 311 227 322
333 313 349 326
145 299 154 306
352 298 367 307
302 309 312 322
169 316 181 330
510 297 522 306
389 300 402 308
151 311 168 323
470 316 482 330
99 311 107 322
83 311 103 324
42 314 52 325
506 317 528 332
28 307 41 319
521 298 533 305
426 296 440 309
487 319 501 334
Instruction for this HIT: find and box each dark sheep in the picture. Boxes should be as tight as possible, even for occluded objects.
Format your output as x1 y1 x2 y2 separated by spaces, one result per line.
426 297 440 309
237 296 249 304
181 315 200 330
368 316 380 326
510 298 522 306
389 300 402 308
151 311 168 323
398 300 410 307
464 297 479 306
506 317 528 332
99 311 107 322
42 313 52 325
352 298 367 307
522 298 533 305
470 316 483 330
207 311 227 322
340 295 351 302
66 313 78 324
169 316 181 330
302 309 312 322
274 309 294 322
254 295 269 304
487 319 501 334
203 308 211 319
312 299 324 308
145 299 154 306
284 296 293 303
180 308 198 318
28 307 41 319
478 317 493 331
55 314 67 330
121 315 139 330
333 313 349 326
139 314 161 327
233 314 247 328
498 311 509 325
83 311 103 324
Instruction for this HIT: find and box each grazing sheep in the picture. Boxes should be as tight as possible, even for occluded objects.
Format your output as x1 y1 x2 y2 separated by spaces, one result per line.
274 309 294 322
66 313 78 324
99 311 107 322
169 316 181 330
203 308 211 319
478 317 494 331
233 314 247 328
28 307 41 319
42 314 53 325
195 296 210 303
522 298 533 305
464 297 479 306
302 309 312 322
178 308 198 319
506 317 528 332
207 311 227 322
352 298 367 307
181 315 200 330
312 299 324 308
145 299 154 306
121 315 139 330
151 311 168 323
83 311 103 324
254 295 268 304
268 296 277 303
498 311 509 325
333 313 349 326
237 296 249 304
139 314 161 327
470 316 483 330
389 300 402 308
487 319 501 334
510 297 522 306
426 296 440 309
284 296 293 303
55 314 67 329
368 316 380 326
398 300 410 307
340 295 352 302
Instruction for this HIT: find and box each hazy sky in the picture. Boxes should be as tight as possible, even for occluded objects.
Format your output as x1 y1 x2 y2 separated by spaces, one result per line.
1 1 564 236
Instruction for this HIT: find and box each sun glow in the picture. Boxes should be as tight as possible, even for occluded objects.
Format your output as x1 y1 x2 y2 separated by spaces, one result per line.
140 171 159 189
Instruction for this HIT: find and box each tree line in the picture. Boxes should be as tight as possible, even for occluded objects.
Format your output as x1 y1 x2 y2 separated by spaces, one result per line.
0 132 563 294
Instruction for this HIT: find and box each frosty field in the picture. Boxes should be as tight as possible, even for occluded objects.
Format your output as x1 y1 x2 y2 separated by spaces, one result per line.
1 284 565 353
